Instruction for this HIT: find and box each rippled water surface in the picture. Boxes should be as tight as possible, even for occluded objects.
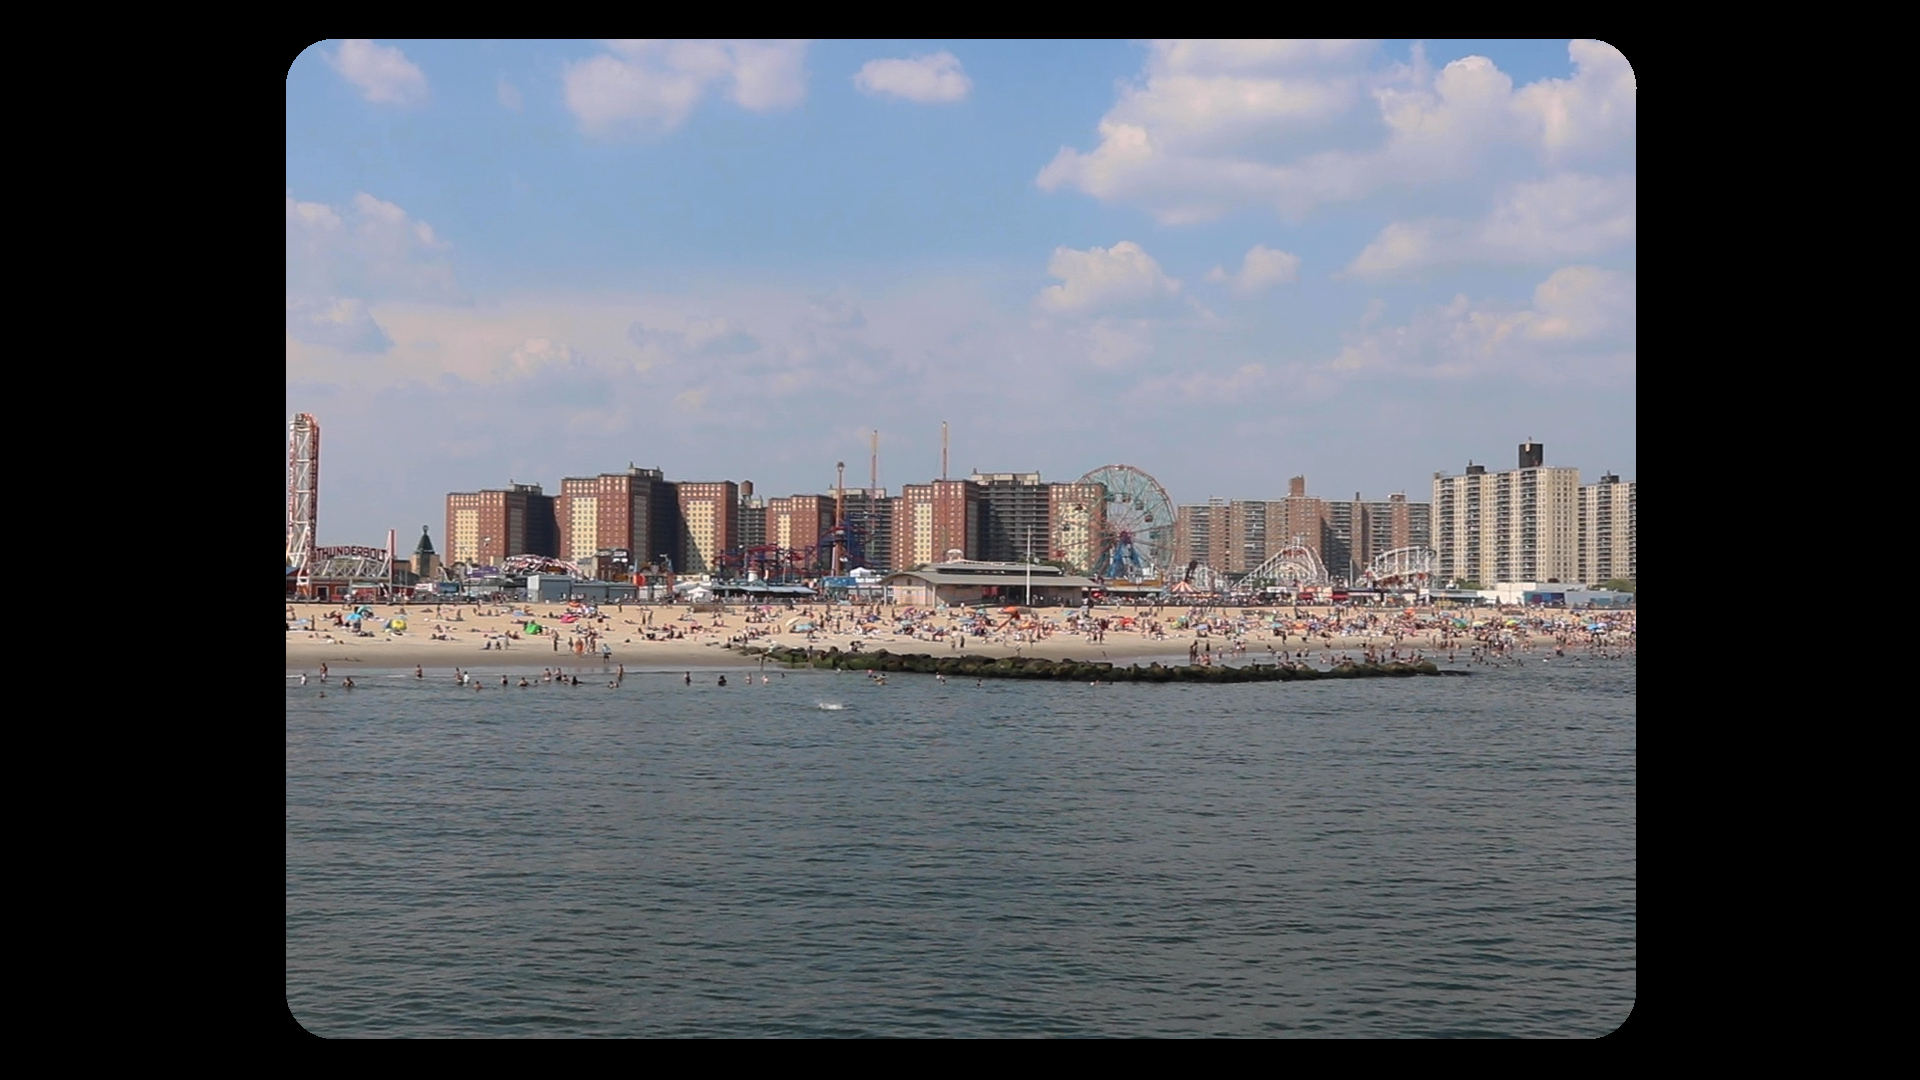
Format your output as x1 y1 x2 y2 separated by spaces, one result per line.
287 657 1635 1036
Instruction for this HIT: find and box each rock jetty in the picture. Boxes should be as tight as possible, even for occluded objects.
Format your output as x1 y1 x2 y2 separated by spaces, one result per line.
747 645 1459 682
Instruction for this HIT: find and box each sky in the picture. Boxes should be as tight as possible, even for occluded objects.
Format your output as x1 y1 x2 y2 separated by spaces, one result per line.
287 39 1636 547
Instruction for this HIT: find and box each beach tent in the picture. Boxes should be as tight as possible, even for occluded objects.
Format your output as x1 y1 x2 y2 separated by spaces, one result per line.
389 618 407 631
524 622 543 634
786 619 816 632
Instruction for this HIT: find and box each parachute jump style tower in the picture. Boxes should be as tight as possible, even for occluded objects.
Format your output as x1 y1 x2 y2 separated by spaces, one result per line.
287 413 320 596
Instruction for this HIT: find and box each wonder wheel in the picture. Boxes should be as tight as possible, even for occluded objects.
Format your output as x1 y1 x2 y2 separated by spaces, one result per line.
1078 464 1175 582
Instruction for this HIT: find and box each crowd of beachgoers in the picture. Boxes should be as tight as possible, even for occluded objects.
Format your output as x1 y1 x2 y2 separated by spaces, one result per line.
289 595 1634 674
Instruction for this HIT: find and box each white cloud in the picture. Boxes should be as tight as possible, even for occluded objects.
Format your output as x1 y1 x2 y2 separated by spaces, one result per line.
286 192 458 302
1129 362 1296 403
1514 40 1638 162
726 41 810 110
563 40 808 136
854 52 972 103
628 315 761 358
286 298 392 354
497 78 523 113
1038 39 1635 224
1081 320 1155 370
325 40 428 106
1329 266 1634 382
506 338 579 377
1151 39 1379 74
1036 241 1182 315
1343 173 1635 277
1206 244 1301 293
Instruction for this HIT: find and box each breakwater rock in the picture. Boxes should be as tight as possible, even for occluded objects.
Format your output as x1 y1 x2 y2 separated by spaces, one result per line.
748 646 1457 682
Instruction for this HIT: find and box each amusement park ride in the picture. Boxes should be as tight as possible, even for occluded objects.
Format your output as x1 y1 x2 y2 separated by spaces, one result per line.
285 413 397 598
1077 464 1175 585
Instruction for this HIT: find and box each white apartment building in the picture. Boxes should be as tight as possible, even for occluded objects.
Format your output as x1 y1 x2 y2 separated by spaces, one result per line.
1433 443 1581 585
1579 474 1637 586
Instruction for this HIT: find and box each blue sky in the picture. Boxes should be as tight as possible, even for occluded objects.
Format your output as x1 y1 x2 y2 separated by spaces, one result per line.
288 40 1635 546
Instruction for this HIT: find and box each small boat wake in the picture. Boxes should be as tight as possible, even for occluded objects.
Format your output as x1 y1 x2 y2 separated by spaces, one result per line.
815 702 848 711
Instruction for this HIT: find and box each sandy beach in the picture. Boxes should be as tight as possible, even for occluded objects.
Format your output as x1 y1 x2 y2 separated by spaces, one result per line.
286 598 1635 675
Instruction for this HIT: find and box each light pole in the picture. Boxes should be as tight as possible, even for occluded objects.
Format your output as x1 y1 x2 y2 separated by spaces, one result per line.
1026 525 1033 607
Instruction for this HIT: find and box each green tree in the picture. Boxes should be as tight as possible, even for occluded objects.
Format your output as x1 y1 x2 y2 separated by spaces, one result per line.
1602 579 1636 593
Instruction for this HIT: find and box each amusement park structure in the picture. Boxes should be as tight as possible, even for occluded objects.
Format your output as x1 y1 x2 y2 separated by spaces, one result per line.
1241 540 1332 590
1359 546 1437 589
284 413 402 599
286 413 319 594
1077 464 1174 583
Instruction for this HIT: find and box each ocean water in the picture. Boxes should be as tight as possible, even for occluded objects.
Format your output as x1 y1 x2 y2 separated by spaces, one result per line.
286 655 1635 1037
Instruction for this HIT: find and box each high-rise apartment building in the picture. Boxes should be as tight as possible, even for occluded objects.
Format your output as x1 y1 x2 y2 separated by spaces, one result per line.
1174 499 1230 572
557 466 681 572
1433 443 1581 585
970 472 1054 563
1049 481 1105 574
1336 492 1433 578
768 495 836 570
676 481 738 574
893 480 980 569
1325 499 1359 582
738 482 767 553
444 482 557 566
1579 474 1636 585
1225 500 1271 573
835 489 895 573
1271 476 1332 568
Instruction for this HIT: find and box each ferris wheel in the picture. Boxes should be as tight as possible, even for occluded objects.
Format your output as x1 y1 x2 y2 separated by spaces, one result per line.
1078 464 1175 582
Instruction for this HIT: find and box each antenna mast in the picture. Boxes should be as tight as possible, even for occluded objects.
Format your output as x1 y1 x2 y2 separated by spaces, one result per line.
941 421 948 481
834 461 846 576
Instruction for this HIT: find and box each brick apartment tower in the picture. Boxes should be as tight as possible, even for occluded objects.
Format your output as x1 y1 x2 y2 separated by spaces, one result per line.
676 481 738 574
894 480 980 569
557 467 682 575
445 483 556 567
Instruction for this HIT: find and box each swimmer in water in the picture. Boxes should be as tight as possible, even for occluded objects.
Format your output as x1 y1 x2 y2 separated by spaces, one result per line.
718 675 728 686
343 677 354 689
415 666 423 679
685 672 692 686
299 673 308 685
519 677 530 687
501 676 509 686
